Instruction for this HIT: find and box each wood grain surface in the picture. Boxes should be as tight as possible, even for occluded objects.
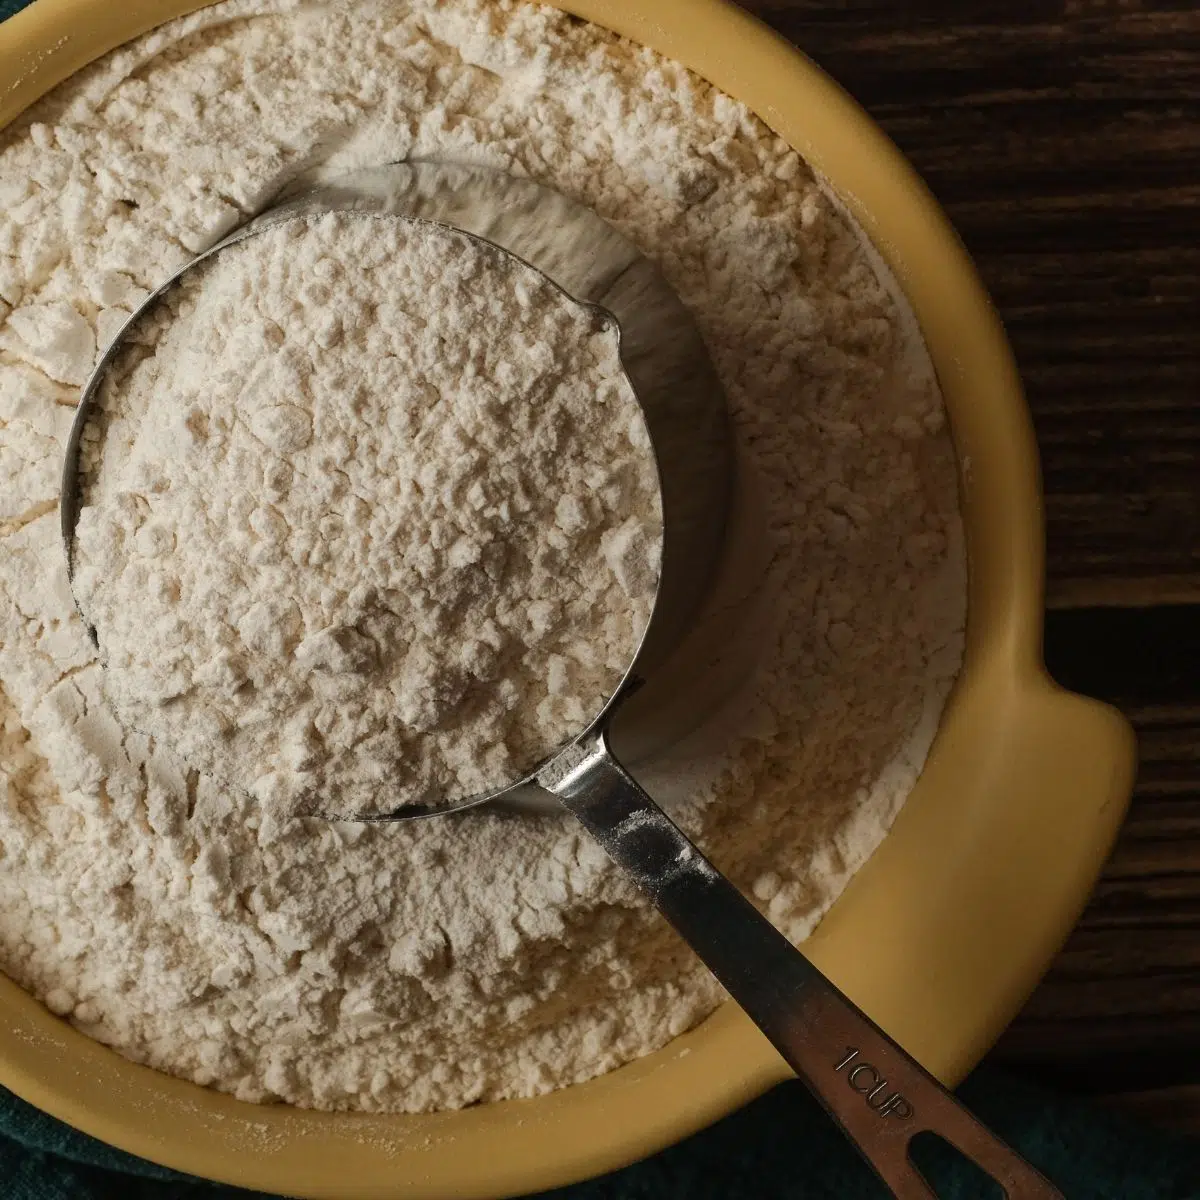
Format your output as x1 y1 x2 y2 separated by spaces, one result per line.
1014 606 1200 1130
743 0 1200 1130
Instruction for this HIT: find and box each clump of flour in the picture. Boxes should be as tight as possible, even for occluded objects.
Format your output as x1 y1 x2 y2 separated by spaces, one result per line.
72 213 661 817
0 0 965 1114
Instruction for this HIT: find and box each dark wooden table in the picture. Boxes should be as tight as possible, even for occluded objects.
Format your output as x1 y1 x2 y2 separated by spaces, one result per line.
747 0 1200 1132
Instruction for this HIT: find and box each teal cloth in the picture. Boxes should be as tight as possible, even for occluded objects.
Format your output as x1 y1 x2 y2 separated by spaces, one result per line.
3 0 1200 1197
3 1069 1200 1198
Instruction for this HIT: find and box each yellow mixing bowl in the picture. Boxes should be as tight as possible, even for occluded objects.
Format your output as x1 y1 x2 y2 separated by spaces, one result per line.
0 2 1137 1197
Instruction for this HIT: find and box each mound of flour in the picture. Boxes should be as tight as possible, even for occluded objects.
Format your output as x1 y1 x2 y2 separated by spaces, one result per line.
0 0 965 1113
72 213 661 817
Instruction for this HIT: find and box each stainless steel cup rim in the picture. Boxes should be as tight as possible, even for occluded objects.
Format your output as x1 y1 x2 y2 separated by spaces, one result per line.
61 160 734 821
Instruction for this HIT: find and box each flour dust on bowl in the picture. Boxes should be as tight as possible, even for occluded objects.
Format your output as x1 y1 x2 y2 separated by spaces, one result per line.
0 2 1136 1198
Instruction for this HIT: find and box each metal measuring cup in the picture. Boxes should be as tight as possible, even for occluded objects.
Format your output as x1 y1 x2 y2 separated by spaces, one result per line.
62 162 1060 1199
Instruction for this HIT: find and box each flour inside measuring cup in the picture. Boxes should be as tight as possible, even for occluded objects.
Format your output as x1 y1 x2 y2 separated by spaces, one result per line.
0 0 964 1114
71 213 662 818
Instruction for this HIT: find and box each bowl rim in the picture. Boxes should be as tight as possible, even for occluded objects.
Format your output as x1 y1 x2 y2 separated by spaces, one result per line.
0 2 1137 1198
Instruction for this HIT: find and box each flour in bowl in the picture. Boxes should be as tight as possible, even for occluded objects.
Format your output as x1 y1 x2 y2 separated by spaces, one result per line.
0 0 965 1113
72 213 661 818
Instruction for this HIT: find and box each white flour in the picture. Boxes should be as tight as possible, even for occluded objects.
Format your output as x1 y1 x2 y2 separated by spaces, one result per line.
72 213 660 818
0 0 966 1112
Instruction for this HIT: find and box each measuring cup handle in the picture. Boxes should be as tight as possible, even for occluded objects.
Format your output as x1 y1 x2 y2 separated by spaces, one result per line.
541 730 1063 1200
